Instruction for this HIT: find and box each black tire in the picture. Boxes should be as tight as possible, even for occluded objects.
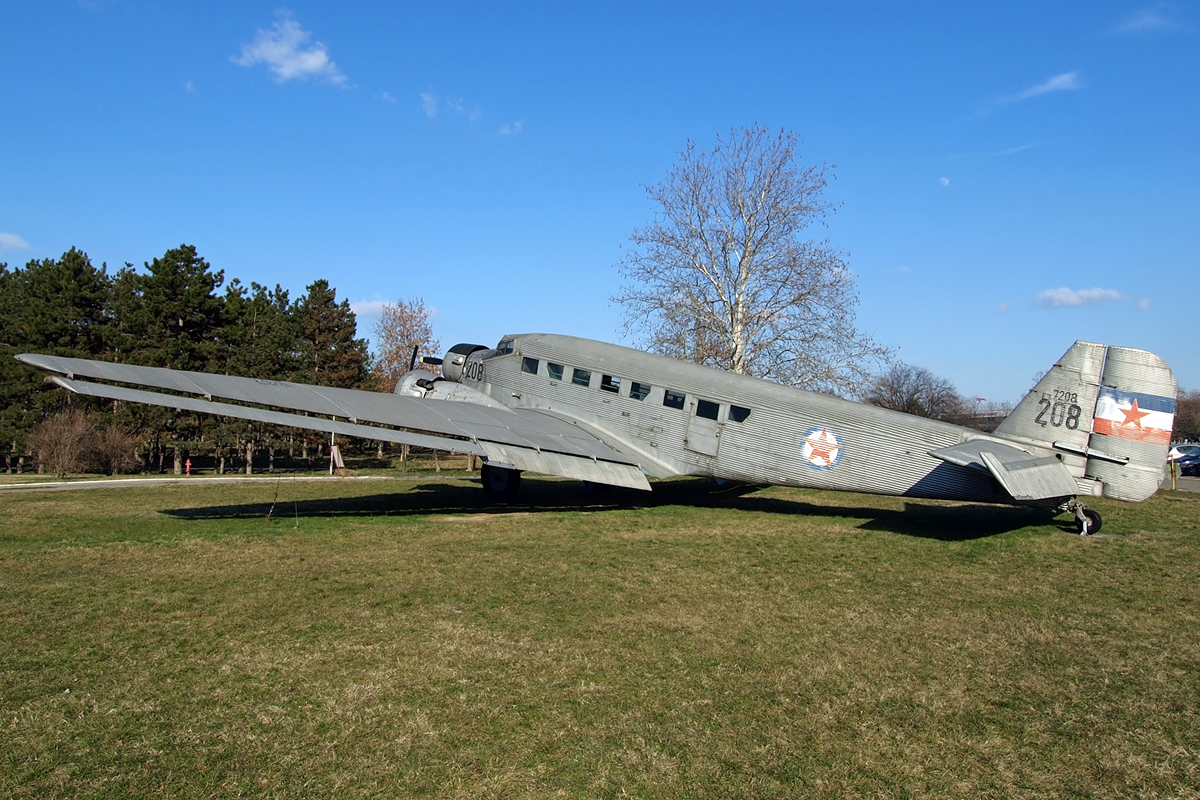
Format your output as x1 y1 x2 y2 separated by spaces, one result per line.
1075 508 1102 535
481 464 521 503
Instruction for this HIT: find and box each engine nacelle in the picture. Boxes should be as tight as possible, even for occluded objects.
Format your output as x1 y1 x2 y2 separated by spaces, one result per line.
394 370 439 397
440 343 489 382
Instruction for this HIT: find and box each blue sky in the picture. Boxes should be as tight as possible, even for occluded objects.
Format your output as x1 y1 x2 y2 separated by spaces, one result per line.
2 1 1196 402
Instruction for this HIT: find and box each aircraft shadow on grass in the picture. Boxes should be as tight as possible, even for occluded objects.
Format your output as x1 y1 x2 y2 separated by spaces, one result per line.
160 476 1059 541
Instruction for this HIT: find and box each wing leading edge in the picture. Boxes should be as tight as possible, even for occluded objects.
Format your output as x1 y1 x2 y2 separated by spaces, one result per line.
18 354 651 491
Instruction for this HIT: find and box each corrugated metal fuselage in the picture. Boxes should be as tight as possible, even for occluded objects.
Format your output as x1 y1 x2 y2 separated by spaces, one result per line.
460 334 1013 504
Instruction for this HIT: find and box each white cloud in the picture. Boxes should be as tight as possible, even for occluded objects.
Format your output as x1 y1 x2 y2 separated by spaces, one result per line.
979 72 1082 115
992 142 1041 157
184 80 195 93
0 232 30 251
939 176 949 186
232 13 347 85
498 121 524 136
1036 287 1125 308
1009 71 1082 102
350 300 387 318
1138 297 1153 310
379 90 396 103
420 91 438 117
423 93 482 121
997 302 1010 313
1115 5 1179 33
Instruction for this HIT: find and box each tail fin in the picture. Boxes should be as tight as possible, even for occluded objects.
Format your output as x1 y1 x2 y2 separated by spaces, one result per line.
995 341 1176 502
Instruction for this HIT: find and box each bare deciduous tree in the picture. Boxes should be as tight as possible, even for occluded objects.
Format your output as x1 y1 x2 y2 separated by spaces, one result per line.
614 125 890 394
96 422 142 475
1175 389 1200 442
27 408 97 477
861 363 965 422
371 297 441 392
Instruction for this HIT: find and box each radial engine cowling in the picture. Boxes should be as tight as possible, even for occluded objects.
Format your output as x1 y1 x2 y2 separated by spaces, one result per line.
440 343 489 382
394 371 438 397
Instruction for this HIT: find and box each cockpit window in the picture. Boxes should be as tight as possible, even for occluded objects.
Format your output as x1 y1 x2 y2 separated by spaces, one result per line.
522 357 539 375
663 389 685 409
601 375 621 393
495 340 515 356
729 405 751 422
547 362 564 381
629 381 651 401
572 368 591 387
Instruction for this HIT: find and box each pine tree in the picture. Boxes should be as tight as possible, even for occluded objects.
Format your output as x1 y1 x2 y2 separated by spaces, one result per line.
0 250 113 470
292 279 368 388
137 244 225 371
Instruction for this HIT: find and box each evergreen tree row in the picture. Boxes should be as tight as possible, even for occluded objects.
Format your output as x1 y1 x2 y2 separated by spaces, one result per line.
0 244 371 473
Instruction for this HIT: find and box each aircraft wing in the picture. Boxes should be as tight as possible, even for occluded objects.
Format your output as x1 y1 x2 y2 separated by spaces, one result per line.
929 440 1078 502
16 353 652 490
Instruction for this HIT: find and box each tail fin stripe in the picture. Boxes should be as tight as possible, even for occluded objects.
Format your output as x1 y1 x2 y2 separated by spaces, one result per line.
1096 387 1176 414
1093 387 1174 446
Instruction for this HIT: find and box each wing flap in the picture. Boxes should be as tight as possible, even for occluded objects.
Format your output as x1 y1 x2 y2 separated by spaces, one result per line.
480 443 650 490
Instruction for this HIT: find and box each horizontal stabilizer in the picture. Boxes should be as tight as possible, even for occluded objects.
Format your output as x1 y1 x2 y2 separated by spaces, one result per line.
929 440 1078 502
978 452 1078 502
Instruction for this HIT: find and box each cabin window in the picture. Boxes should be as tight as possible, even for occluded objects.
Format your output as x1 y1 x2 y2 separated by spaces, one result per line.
696 399 720 420
547 362 564 381
663 389 685 409
572 368 592 387
522 357 539 375
496 340 514 355
729 404 751 423
601 375 621 393
629 381 651 401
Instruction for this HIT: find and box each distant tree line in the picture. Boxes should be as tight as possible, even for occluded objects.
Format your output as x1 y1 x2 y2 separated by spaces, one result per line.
857 361 1013 430
1175 391 1200 443
0 244 436 475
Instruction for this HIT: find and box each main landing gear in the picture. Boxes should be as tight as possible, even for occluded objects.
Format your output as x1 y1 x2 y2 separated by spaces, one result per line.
1062 498 1103 535
481 463 521 503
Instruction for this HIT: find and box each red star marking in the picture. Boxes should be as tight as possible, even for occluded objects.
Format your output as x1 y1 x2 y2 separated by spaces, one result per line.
806 429 841 466
1119 399 1151 429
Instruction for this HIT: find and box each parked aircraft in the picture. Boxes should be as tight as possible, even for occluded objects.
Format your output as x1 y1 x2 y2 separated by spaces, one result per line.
17 334 1177 534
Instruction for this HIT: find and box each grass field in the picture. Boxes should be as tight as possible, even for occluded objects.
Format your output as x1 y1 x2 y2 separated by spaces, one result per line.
2 474 1199 798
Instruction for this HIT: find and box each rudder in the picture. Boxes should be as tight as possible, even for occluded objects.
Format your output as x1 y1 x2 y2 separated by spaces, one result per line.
1086 346 1176 501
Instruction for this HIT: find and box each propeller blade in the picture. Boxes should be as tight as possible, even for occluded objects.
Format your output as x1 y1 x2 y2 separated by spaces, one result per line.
409 344 419 371
421 356 443 366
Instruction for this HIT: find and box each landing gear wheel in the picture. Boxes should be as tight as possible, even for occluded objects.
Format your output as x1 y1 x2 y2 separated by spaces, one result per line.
1075 508 1102 536
481 464 521 503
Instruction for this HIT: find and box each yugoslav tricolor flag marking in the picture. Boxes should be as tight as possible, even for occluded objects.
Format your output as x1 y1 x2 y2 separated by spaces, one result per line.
1092 387 1175 445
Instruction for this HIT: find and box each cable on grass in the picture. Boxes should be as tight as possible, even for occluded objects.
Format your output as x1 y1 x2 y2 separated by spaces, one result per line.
266 476 281 522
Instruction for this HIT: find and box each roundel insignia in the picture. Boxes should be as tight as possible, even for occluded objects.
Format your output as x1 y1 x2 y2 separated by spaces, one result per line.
801 426 843 471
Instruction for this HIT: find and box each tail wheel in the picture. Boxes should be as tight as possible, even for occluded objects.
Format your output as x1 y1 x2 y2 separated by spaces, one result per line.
481 464 521 503
1075 508 1103 535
